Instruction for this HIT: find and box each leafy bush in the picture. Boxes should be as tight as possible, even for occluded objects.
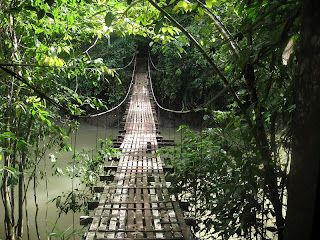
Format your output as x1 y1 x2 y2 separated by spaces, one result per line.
161 118 283 239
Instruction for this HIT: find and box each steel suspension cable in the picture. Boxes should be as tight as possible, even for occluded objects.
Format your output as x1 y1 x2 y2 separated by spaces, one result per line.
82 57 137 118
148 52 194 72
148 53 165 72
148 59 192 114
71 126 78 240
148 58 245 114
0 52 136 71
111 52 136 70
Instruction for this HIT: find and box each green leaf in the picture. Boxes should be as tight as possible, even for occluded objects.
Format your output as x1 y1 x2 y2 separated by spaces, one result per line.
154 21 162 34
4 7 21 13
105 12 114 27
37 10 45 20
167 27 174 35
206 0 215 9
24 6 37 12
176 1 189 11
0 132 17 140
56 196 61 208
45 0 55 6
203 115 210 121
46 12 54 19
177 46 184 53
266 226 278 232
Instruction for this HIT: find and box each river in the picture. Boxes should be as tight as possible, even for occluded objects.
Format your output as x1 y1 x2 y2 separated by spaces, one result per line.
0 123 179 240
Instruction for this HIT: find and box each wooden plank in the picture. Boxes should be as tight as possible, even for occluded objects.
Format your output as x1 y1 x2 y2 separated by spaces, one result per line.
93 238 184 240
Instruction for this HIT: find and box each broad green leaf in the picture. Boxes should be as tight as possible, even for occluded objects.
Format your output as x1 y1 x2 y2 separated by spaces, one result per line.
177 1 188 10
46 12 55 19
37 10 45 20
154 21 162 34
24 6 37 12
0 132 17 140
56 196 61 208
177 46 184 53
45 0 55 6
63 46 70 54
206 0 217 8
105 12 114 27
4 7 21 13
167 27 174 35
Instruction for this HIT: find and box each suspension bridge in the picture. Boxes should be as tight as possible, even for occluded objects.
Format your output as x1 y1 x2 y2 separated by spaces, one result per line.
81 57 193 240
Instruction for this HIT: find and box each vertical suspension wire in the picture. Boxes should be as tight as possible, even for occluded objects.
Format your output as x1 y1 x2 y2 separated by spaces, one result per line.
179 111 183 200
198 110 204 239
117 107 120 135
72 123 78 240
34 125 42 240
95 116 99 187
169 99 172 141
24 180 30 240
262 173 266 239
45 153 49 239
96 115 99 153
105 99 108 140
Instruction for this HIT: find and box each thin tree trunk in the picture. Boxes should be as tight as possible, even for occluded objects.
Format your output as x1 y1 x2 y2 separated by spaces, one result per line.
245 29 284 239
17 116 33 238
2 121 15 240
24 181 30 240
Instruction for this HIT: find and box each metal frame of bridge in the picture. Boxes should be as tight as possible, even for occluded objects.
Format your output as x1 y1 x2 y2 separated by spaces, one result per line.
83 58 192 240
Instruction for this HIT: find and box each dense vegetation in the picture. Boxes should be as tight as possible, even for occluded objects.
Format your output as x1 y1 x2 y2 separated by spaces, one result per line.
1 0 319 240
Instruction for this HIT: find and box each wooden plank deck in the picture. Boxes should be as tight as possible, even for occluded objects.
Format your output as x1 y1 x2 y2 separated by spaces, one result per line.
85 59 192 240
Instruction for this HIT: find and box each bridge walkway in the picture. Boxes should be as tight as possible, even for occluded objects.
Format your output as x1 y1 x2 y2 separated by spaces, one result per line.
85 58 192 240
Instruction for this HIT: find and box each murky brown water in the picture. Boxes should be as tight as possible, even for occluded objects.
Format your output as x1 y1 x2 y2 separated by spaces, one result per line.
0 123 179 240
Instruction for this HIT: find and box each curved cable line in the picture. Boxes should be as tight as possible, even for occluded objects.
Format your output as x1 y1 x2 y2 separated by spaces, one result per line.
0 54 137 119
148 53 165 72
148 52 194 72
148 59 192 114
81 57 137 118
107 52 136 70
148 58 244 114
71 126 77 240
0 52 136 71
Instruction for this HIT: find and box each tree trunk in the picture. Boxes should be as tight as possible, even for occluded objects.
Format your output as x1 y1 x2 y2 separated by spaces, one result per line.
2 122 15 240
284 0 320 239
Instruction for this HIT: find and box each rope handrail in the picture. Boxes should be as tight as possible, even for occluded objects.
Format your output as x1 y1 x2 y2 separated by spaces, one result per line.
148 58 244 114
147 59 192 114
111 53 136 70
0 52 136 71
0 54 137 118
81 57 137 118
148 53 193 72
148 53 165 72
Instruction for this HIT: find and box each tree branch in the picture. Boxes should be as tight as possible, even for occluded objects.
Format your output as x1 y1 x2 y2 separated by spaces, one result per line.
195 0 240 59
147 0 254 128
0 66 72 117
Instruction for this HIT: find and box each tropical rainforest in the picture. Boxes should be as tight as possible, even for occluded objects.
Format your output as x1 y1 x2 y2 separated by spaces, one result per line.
0 0 319 240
